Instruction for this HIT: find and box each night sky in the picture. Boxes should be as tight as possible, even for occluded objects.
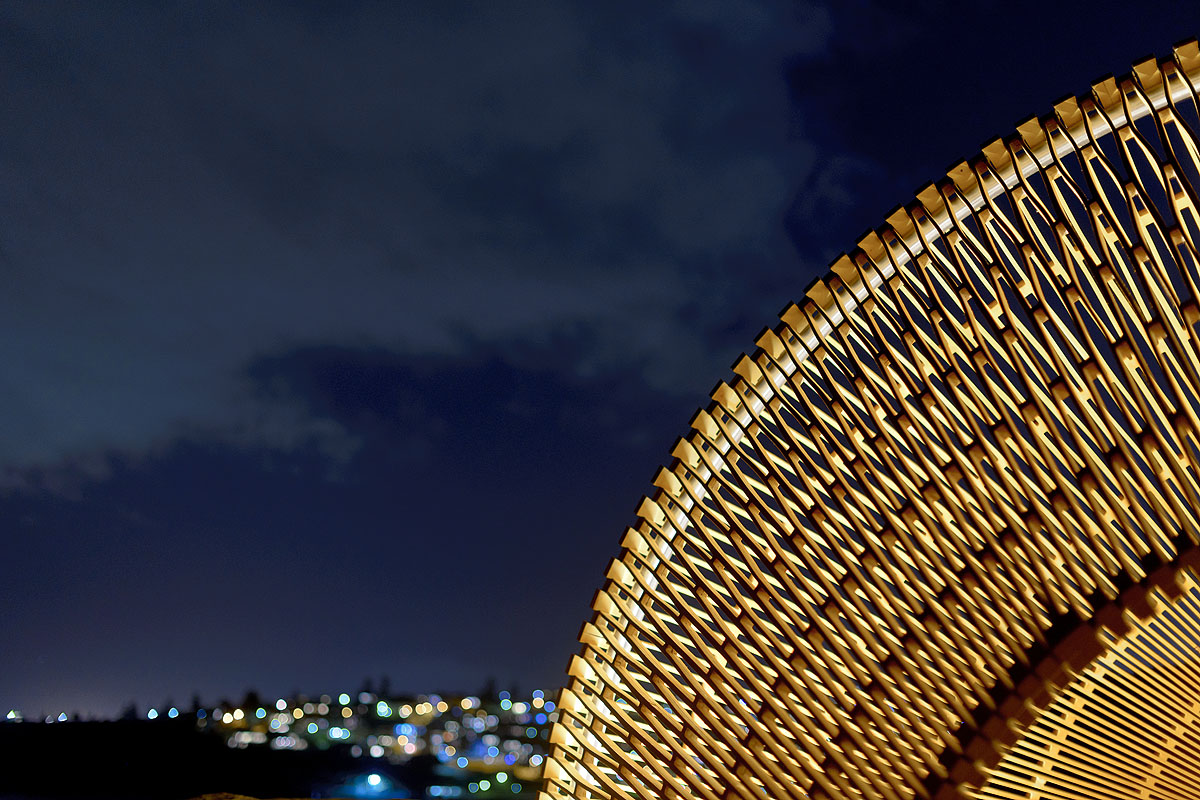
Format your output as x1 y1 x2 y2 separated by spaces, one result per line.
3 1 1198 718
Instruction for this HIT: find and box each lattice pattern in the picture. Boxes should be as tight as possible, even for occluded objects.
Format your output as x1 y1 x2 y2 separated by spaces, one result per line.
542 41 1200 800
980 570 1200 800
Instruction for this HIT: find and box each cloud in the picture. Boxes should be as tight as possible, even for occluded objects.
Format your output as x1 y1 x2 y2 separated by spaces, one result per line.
0 1 834 481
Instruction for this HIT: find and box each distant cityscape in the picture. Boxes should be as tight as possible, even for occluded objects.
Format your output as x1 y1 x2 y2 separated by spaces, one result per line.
3 685 556 799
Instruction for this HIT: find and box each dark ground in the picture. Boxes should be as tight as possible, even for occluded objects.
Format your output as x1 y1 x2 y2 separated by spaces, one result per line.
0 720 448 800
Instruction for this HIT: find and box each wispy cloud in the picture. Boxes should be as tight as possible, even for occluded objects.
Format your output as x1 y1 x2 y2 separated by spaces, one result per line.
0 1 834 481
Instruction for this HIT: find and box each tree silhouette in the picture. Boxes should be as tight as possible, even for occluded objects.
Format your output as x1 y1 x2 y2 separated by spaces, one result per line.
241 689 263 711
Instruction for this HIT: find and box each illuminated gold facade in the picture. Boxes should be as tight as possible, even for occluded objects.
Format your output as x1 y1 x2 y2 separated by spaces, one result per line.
541 41 1200 800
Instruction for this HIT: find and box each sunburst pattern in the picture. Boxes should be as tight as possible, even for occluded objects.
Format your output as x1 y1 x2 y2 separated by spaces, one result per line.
980 572 1200 800
542 40 1200 800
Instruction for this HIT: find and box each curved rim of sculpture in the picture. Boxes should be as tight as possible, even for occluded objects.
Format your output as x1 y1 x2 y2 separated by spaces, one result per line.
541 39 1200 800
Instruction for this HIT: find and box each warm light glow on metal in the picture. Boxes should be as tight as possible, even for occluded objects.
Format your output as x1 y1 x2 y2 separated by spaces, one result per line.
542 40 1200 800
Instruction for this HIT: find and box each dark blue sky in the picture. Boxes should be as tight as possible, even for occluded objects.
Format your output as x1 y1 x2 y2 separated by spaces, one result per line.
2 0 1197 717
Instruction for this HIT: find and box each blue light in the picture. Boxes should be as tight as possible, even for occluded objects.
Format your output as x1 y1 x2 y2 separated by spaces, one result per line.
367 773 382 787
487 745 499 758
535 713 547 725
499 698 511 710
167 707 179 719
256 707 266 719
307 722 318 734
457 756 469 768
197 709 207 719
146 709 158 720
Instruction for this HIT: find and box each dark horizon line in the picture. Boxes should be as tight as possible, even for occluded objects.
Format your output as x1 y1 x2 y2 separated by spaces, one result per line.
5 679 563 722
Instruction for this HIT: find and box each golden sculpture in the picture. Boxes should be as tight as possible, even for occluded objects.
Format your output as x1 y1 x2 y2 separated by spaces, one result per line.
541 40 1200 800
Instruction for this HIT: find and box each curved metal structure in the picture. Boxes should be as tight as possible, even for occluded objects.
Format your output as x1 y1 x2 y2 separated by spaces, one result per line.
542 41 1200 800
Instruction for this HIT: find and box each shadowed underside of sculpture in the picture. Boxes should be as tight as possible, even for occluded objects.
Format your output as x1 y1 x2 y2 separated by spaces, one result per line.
982 571 1200 800
542 41 1200 800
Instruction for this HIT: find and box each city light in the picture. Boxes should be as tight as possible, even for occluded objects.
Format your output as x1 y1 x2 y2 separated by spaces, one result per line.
65 686 554 794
